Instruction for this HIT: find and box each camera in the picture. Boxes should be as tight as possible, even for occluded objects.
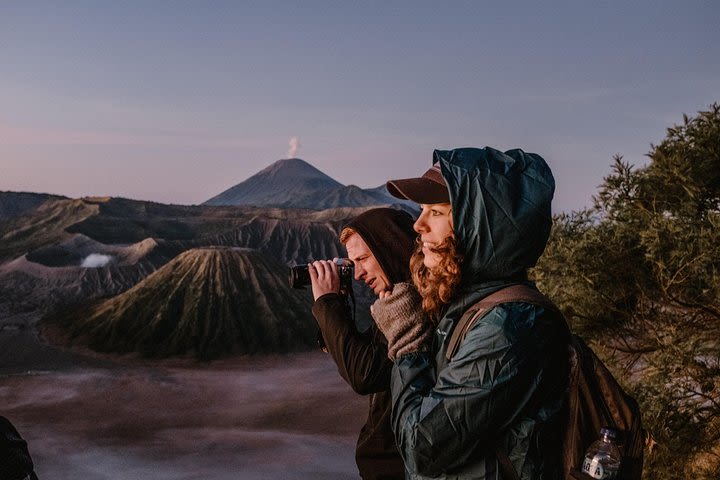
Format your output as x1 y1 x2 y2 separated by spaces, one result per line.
289 258 354 289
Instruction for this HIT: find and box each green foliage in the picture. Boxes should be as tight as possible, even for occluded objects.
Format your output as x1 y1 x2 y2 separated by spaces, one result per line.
534 103 720 479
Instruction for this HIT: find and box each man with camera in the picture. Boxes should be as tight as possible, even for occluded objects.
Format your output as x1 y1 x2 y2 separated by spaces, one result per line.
308 207 418 480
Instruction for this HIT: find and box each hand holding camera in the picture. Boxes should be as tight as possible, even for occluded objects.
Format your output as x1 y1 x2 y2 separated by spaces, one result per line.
289 258 354 300
309 259 341 300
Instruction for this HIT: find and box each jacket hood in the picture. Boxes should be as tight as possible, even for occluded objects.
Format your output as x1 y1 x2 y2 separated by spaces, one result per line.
344 207 417 285
434 147 554 286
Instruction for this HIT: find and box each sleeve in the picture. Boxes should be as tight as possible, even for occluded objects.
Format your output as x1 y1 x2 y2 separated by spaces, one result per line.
312 293 393 395
390 304 560 477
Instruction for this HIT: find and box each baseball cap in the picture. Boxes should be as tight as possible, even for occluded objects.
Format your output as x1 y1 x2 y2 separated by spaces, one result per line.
386 164 450 204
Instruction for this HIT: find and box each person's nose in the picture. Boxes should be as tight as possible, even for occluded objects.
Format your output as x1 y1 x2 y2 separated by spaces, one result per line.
414 214 428 234
354 265 365 281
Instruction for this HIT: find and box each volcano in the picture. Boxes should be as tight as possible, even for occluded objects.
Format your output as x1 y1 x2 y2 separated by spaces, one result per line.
203 158 407 209
54 247 317 359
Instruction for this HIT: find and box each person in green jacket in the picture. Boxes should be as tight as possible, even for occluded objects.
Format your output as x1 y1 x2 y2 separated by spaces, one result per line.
371 147 570 479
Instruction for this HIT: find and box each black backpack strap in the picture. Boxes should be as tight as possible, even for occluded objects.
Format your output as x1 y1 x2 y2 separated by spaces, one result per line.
495 446 522 480
444 285 559 480
445 284 557 361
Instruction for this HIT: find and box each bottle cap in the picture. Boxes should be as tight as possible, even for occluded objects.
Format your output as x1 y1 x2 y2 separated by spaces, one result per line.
600 427 619 440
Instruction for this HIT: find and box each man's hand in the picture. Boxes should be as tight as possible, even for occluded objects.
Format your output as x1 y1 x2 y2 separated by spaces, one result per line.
309 259 341 301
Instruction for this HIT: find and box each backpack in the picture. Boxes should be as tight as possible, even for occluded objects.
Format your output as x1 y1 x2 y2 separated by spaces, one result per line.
445 284 644 480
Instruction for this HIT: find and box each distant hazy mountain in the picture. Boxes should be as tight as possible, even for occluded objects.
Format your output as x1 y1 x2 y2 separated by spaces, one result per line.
203 158 414 210
363 184 408 204
0 191 65 220
54 248 317 359
204 158 340 207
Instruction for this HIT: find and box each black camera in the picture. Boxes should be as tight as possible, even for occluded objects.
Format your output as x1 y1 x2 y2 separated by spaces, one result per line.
289 258 354 289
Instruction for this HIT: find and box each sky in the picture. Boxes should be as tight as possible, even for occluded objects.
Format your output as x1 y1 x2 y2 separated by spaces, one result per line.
1 1 718 212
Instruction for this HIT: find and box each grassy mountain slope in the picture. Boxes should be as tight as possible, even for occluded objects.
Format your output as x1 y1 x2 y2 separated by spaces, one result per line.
55 247 317 359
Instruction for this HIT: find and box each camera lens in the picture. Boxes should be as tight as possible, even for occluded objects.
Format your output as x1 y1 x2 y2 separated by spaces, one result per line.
288 265 311 289
288 259 354 289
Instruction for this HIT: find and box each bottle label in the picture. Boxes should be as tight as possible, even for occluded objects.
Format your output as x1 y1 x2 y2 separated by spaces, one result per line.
582 455 617 479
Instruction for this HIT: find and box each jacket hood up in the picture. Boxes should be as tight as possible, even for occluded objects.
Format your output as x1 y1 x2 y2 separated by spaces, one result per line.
434 147 555 286
343 207 417 285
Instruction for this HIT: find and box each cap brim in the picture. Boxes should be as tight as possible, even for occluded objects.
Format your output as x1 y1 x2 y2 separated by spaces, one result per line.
386 178 450 204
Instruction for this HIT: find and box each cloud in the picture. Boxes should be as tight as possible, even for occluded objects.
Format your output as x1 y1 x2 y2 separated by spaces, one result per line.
81 254 114 268
287 137 300 159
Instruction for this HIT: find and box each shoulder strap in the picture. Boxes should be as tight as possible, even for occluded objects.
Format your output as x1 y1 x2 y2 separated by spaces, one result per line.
444 285 559 479
445 284 557 360
495 446 522 480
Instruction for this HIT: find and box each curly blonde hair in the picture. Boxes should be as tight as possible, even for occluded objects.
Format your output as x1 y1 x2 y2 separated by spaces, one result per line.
410 235 463 321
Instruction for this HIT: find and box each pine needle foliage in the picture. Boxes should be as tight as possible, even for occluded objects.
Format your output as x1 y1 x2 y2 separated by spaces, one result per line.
533 103 720 479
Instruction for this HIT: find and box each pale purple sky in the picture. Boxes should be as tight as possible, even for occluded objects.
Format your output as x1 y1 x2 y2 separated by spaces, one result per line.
1 1 718 212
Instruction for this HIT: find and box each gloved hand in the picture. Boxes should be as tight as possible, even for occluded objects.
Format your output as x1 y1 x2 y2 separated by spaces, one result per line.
371 282 433 360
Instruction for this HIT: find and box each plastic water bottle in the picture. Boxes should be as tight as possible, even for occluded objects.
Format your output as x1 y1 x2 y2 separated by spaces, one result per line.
581 427 622 479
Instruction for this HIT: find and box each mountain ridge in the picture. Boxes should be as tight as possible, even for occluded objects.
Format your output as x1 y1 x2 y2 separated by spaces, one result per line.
204 158 413 210
0 191 67 220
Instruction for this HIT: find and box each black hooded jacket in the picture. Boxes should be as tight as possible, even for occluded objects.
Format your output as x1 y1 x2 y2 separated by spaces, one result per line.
312 207 416 480
1 416 38 480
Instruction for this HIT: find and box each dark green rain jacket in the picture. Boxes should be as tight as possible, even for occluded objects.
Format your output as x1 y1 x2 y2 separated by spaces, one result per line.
391 147 570 479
